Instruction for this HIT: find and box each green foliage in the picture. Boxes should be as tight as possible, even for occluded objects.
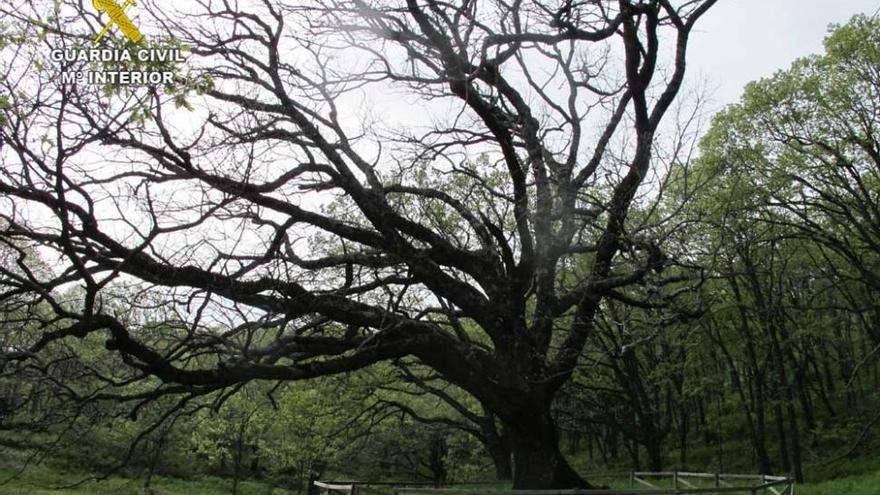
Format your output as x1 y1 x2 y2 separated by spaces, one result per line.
0 95 8 126
1 5 879 491
0 465 294 494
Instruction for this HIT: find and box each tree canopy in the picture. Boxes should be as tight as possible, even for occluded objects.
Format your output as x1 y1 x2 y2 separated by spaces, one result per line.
0 0 720 488
5 2 880 492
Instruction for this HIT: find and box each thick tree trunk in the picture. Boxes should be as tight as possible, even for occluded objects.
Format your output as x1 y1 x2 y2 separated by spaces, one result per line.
479 414 513 481
645 442 663 472
485 437 513 481
627 440 641 471
507 407 600 489
773 402 790 473
679 408 689 467
768 325 804 483
751 384 773 475
586 429 594 461
429 433 449 486
490 448 513 482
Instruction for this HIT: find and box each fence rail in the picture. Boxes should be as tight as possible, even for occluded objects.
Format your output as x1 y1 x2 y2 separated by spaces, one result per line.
315 481 360 495
315 472 794 495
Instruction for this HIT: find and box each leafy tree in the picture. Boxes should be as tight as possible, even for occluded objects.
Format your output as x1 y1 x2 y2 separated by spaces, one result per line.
698 14 880 329
0 0 718 487
673 15 880 482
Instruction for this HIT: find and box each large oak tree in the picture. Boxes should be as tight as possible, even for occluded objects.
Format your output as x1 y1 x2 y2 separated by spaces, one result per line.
0 0 717 487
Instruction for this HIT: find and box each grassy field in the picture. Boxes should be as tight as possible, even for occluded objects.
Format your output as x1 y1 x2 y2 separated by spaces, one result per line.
0 464 296 494
1 463 879 494
796 469 880 495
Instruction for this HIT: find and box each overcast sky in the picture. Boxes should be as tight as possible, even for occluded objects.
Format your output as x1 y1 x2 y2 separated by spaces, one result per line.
689 0 879 109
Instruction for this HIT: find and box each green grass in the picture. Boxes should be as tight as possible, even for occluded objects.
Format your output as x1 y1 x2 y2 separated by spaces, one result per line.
396 471 880 494
798 469 880 495
1 460 879 495
0 464 297 495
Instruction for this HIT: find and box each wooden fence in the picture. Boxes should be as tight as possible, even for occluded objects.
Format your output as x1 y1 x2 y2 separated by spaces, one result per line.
314 472 795 495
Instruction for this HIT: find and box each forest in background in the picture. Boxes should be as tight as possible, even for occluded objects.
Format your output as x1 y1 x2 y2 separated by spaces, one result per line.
0 2 879 493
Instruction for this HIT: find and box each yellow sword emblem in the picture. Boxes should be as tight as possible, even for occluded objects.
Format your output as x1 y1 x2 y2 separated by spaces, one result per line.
93 0 143 44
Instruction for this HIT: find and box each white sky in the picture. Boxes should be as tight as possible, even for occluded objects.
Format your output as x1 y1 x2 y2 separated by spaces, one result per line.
689 0 880 109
